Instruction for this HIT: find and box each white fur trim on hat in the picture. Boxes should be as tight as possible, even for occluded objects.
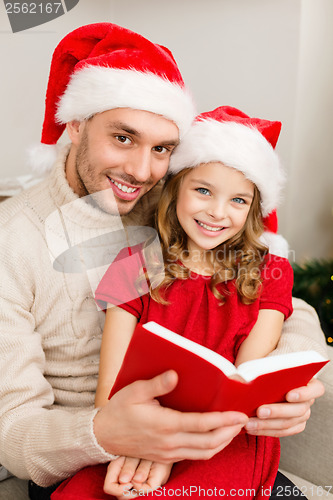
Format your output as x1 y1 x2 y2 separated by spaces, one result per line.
169 120 285 216
260 231 289 259
56 66 196 138
27 143 61 175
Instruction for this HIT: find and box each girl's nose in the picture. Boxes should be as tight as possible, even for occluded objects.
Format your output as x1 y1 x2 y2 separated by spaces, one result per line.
207 200 227 220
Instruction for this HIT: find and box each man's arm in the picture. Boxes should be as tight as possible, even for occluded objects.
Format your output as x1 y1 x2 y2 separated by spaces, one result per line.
0 219 119 486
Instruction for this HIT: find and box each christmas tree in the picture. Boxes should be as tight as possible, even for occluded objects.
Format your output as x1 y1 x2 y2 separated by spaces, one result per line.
292 259 333 345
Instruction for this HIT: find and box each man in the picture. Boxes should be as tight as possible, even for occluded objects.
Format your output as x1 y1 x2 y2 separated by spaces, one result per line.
0 23 326 499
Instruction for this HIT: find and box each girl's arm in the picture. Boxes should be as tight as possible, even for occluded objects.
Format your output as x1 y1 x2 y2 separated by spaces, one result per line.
95 306 138 408
95 306 174 496
235 309 284 367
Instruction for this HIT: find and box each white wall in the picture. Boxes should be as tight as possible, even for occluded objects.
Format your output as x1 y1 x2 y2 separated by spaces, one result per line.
0 0 114 176
0 0 332 260
285 0 333 260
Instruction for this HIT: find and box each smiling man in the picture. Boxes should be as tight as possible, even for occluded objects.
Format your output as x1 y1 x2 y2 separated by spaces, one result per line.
65 108 180 215
0 22 327 500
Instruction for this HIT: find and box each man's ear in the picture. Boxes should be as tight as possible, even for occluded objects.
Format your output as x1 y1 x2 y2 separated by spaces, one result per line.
66 120 84 145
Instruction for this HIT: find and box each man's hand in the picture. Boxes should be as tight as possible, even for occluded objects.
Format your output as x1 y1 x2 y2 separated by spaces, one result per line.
245 378 325 437
94 370 248 463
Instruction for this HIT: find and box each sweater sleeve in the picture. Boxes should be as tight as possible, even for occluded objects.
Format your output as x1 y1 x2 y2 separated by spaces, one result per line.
0 215 116 487
269 297 329 359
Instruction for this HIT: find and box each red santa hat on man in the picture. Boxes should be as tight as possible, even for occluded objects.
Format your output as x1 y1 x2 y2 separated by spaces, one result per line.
29 23 196 174
169 106 289 258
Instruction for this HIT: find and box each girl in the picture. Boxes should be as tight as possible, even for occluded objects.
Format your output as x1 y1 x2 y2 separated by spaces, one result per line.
52 106 293 500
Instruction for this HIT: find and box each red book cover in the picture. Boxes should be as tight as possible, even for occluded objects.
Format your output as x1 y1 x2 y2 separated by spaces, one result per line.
109 321 328 417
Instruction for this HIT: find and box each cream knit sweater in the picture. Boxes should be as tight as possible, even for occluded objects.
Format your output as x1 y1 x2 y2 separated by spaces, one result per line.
0 147 328 487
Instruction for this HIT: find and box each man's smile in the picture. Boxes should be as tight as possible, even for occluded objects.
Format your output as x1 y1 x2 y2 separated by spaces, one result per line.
108 177 139 193
107 176 142 201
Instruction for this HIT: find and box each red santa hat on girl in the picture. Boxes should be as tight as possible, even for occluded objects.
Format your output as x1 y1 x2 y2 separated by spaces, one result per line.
169 106 289 258
29 23 196 174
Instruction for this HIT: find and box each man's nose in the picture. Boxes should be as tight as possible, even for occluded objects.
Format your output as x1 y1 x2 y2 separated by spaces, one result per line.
124 148 152 183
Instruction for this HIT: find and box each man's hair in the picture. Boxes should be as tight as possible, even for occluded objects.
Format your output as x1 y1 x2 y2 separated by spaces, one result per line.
145 166 268 305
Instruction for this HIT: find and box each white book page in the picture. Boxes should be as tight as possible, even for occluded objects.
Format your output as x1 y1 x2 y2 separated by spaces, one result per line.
143 321 237 377
237 350 326 382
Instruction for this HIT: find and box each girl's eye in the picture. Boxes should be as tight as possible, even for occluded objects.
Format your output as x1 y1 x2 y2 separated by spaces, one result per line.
196 187 210 196
115 135 131 144
232 197 246 204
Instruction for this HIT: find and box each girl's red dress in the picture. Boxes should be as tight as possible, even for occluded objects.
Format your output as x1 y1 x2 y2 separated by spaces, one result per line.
52 252 293 500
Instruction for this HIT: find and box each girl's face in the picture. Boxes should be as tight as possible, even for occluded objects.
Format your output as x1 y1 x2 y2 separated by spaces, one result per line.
176 162 254 256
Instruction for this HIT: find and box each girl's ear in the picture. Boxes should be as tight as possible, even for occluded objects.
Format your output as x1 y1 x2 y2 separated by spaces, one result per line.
66 120 83 145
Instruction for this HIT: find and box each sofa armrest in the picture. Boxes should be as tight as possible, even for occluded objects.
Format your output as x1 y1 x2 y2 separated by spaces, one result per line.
280 345 333 487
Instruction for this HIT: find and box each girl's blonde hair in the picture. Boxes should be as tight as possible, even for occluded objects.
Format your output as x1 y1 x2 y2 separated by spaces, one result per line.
146 166 268 305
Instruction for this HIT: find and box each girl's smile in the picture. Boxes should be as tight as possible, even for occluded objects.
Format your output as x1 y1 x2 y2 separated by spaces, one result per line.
195 219 227 234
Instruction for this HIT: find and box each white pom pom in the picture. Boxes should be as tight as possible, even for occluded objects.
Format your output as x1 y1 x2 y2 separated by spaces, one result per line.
26 143 60 175
260 231 290 259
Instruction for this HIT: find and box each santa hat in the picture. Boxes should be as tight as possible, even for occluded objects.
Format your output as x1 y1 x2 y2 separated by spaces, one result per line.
261 210 289 258
169 106 289 258
29 23 196 174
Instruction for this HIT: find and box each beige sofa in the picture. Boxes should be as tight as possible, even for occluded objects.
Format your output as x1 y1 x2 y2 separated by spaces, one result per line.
279 344 333 498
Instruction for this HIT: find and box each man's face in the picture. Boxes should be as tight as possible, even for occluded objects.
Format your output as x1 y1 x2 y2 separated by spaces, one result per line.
67 108 179 215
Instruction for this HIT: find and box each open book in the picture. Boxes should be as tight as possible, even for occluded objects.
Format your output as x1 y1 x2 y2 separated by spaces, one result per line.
109 321 328 417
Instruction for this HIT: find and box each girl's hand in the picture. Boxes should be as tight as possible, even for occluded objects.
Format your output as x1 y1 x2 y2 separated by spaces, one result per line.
103 456 135 498
131 461 173 497
103 455 173 498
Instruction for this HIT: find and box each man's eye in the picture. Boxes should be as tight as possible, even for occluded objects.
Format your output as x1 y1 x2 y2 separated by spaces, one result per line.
232 197 245 204
153 146 168 154
196 187 210 196
115 135 131 144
